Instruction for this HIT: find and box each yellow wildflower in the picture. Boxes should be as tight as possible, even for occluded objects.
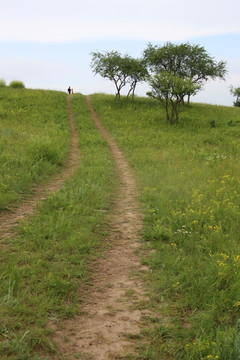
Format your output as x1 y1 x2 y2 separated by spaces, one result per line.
217 260 227 267
219 253 229 259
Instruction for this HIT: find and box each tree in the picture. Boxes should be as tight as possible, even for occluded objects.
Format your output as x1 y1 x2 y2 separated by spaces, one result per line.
125 58 149 98
91 51 130 99
230 86 240 107
147 72 200 124
144 42 227 103
91 51 148 99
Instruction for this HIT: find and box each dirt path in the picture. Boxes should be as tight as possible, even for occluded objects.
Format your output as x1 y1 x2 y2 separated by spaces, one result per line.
0 95 80 240
52 96 150 360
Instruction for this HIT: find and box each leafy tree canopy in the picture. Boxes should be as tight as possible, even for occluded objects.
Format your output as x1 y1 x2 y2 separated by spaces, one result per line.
147 72 200 123
91 51 128 98
91 51 147 98
144 42 227 102
125 58 149 97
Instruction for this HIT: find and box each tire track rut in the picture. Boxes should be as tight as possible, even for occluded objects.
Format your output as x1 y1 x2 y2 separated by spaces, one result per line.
52 96 150 360
0 95 80 240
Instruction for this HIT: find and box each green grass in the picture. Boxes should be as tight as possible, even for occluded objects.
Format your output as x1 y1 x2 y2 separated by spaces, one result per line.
90 94 240 360
2 90 240 359
0 94 115 359
0 88 69 209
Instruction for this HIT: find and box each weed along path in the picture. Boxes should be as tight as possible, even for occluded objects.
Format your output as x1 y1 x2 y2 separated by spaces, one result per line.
52 96 150 360
0 95 80 240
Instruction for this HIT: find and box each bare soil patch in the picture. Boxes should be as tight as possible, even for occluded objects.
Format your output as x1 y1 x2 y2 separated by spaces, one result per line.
52 96 150 360
0 95 80 240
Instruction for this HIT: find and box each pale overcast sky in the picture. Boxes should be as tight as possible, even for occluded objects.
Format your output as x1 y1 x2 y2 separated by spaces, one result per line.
1 0 240 105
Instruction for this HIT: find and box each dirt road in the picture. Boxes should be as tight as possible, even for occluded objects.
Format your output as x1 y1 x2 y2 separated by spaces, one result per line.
0 95 150 359
52 96 150 359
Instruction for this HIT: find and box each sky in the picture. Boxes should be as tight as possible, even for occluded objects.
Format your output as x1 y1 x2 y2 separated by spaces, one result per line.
0 0 240 106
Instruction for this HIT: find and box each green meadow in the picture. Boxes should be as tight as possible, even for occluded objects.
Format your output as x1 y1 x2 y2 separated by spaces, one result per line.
0 91 114 359
0 88 69 209
91 94 240 360
1 88 240 360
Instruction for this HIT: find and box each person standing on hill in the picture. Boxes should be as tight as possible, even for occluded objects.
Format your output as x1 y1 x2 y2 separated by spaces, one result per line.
68 86 71 94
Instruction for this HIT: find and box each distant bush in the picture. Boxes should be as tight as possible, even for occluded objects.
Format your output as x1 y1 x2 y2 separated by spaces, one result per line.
9 80 25 89
230 85 240 107
234 100 240 107
0 78 7 87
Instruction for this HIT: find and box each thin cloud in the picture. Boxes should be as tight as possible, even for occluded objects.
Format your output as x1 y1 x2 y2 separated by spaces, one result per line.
1 0 240 43
1 19 239 43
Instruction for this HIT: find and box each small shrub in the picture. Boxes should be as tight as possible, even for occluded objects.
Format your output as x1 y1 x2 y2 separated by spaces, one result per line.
9 80 25 89
0 78 7 87
210 120 216 128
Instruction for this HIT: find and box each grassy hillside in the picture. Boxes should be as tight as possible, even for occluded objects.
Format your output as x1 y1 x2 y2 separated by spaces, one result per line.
91 94 240 360
2 90 240 359
0 88 69 209
0 93 114 360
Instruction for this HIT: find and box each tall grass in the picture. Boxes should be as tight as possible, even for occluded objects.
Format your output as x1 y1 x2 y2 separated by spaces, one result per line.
0 88 69 209
91 94 240 360
0 94 115 360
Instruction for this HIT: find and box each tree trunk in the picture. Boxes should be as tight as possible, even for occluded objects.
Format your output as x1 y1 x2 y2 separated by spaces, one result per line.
115 87 121 100
127 87 132 98
132 81 137 98
165 101 170 123
127 81 137 98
